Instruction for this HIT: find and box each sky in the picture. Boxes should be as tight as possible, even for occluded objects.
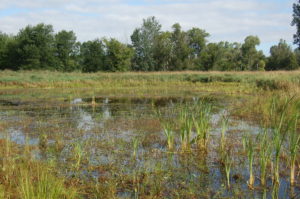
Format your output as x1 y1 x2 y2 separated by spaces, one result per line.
0 0 297 55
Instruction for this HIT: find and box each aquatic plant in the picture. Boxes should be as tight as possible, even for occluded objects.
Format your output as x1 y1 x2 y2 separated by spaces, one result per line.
162 122 175 151
179 107 193 151
133 138 139 159
91 95 96 106
258 129 272 186
193 102 212 150
243 133 255 188
39 133 48 151
220 116 229 152
19 165 77 199
2 133 14 186
72 142 85 171
271 183 279 199
288 113 299 186
224 150 232 188
270 97 292 184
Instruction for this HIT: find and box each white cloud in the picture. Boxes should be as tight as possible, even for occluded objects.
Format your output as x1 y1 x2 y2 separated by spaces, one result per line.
0 0 296 53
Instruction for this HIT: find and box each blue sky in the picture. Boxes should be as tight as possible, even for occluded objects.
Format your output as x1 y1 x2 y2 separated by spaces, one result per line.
0 0 296 54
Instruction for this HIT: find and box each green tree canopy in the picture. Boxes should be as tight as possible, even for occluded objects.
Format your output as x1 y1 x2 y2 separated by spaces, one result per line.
14 23 56 70
103 38 133 72
81 39 105 72
0 32 13 70
241 35 264 70
131 16 161 71
54 30 79 71
170 23 191 70
153 31 173 71
187 27 210 58
266 39 298 70
292 0 300 49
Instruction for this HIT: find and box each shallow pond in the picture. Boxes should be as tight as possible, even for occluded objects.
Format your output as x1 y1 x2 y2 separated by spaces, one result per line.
0 95 299 198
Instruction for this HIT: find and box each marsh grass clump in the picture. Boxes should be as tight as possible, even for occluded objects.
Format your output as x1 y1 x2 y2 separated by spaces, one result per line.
71 142 86 171
19 167 64 199
1 133 16 187
220 116 229 152
132 138 139 159
258 129 272 186
0 135 78 199
242 133 255 188
39 133 48 151
288 113 300 186
162 122 175 151
222 149 233 189
269 97 294 184
218 117 232 189
179 106 193 152
192 102 212 150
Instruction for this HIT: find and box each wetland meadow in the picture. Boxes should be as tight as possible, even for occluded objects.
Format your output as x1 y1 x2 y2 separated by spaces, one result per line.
0 70 300 199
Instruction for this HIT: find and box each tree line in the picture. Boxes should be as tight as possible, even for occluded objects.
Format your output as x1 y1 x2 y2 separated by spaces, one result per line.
0 16 299 72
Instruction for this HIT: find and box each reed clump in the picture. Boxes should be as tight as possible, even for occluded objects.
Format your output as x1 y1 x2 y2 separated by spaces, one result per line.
193 102 212 150
258 129 272 186
288 113 299 186
243 133 255 188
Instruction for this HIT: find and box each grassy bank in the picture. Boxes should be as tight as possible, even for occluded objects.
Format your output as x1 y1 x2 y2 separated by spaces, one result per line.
0 70 299 102
0 70 300 90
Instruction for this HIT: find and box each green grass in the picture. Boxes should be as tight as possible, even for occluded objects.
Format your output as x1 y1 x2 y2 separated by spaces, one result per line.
1 70 300 92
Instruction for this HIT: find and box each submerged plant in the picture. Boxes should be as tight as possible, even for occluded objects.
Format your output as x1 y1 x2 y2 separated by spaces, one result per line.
243 133 255 188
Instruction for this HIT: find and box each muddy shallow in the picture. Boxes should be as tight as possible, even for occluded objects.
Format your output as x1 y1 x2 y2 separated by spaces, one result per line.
0 95 299 198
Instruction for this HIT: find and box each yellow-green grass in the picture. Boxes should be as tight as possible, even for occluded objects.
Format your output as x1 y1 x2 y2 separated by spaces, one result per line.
1 70 300 90
1 70 300 103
